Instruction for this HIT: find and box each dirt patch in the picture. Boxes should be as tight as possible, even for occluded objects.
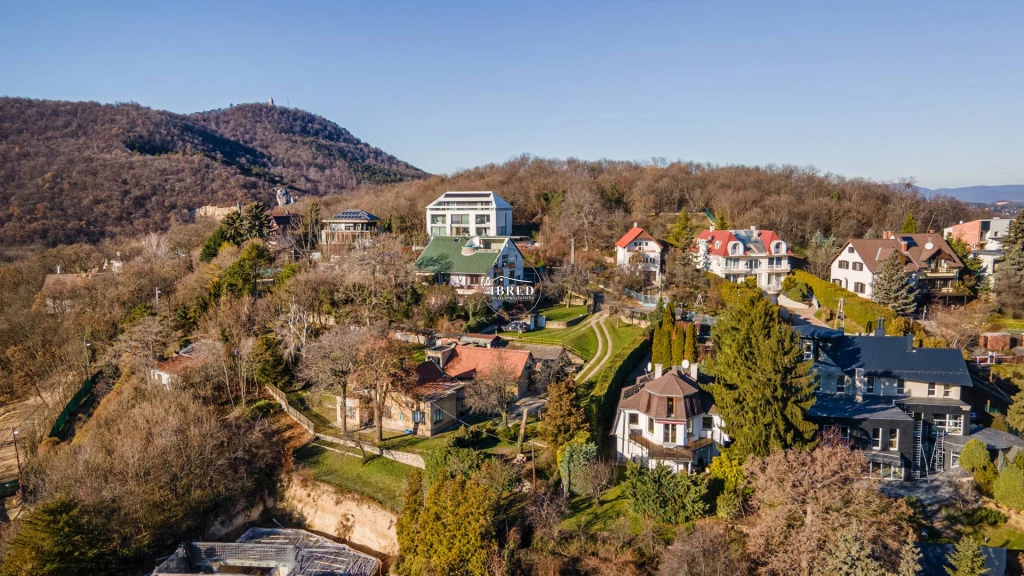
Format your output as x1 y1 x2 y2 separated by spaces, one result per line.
281 473 399 556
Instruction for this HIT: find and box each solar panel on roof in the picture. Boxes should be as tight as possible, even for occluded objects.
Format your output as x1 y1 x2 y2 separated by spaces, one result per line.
444 192 491 198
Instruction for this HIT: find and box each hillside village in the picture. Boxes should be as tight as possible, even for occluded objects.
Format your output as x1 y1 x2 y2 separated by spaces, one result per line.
1 178 1024 576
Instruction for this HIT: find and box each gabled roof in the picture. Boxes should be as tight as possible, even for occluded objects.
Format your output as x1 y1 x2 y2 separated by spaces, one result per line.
820 334 973 387
693 228 792 257
415 236 520 275
441 346 531 381
615 227 660 250
325 209 380 222
618 367 711 420
410 362 463 401
841 233 963 274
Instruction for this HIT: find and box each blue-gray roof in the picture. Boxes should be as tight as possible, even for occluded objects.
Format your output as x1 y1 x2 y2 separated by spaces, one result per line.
821 334 973 387
792 324 844 340
328 209 379 222
808 394 914 421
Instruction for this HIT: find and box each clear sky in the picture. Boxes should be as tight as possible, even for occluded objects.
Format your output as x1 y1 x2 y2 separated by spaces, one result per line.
1 0 1022 189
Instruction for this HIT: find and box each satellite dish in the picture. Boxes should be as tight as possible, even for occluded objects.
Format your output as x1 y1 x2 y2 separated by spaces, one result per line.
925 242 934 250
647 362 653 372
682 359 690 370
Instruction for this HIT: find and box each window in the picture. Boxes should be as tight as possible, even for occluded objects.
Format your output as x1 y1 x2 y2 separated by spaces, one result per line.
943 384 952 398
897 379 905 395
837 375 846 393
803 341 814 362
451 214 469 225
475 227 489 236
928 383 936 397
703 416 713 430
730 242 741 255
648 416 654 434
889 429 899 450
935 413 964 434
628 413 639 427
433 408 443 423
838 260 850 269
852 262 864 271
951 450 961 468
451 226 470 236
383 406 392 419
666 397 675 417
498 225 507 235
833 279 843 286
848 246 855 254
853 282 866 294
430 226 446 236
866 376 875 394
413 410 425 424
714 241 720 249
872 428 882 450
399 412 405 422
475 214 490 224
774 242 784 254
663 423 676 444
346 406 357 419
430 214 446 224
840 426 851 442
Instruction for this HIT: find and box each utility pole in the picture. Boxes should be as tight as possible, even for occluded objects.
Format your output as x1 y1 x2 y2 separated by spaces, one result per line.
570 238 575 266
155 287 161 308
12 429 23 497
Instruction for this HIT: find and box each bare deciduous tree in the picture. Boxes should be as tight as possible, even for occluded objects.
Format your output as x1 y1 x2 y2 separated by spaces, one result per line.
657 520 749 576
351 334 416 442
299 325 367 432
464 351 521 428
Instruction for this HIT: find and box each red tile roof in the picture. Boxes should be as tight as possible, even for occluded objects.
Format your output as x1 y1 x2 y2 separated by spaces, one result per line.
442 346 532 381
153 354 207 376
693 228 793 257
615 227 658 249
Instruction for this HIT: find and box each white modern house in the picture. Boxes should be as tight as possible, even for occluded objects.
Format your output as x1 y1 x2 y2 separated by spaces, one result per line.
612 363 726 474
614 225 663 285
692 226 792 292
426 191 513 237
830 233 963 299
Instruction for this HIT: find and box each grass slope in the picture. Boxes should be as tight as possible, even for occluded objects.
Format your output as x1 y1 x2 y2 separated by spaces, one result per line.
294 442 415 511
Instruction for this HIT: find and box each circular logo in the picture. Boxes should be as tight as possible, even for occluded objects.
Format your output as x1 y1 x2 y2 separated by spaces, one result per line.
480 262 542 320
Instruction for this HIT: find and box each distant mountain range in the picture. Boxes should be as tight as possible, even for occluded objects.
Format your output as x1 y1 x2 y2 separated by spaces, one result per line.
0 98 427 247
918 185 1024 204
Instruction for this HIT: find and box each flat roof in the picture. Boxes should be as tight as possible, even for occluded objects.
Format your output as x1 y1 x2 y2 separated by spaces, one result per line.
807 394 914 422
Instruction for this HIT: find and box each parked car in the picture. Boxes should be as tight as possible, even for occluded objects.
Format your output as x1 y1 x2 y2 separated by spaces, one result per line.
503 321 530 333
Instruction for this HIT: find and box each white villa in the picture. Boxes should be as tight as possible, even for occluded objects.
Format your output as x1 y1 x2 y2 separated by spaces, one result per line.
426 191 513 237
614 225 663 285
414 236 525 297
692 226 792 292
829 233 963 299
612 363 726 474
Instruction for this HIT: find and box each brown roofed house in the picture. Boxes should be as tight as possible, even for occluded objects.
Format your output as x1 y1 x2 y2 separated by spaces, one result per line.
830 232 963 299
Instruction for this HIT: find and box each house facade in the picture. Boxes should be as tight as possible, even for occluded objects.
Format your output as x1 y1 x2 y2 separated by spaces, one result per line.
943 218 1012 251
692 227 792 292
830 233 963 299
612 363 726 474
342 361 466 437
426 343 533 398
426 191 513 237
798 323 973 480
615 225 663 285
414 236 525 298
319 209 381 256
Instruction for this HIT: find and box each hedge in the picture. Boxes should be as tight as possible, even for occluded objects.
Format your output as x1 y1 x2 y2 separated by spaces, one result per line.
585 333 651 446
791 270 895 333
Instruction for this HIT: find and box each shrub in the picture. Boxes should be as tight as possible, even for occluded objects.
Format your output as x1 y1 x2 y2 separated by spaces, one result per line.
623 463 708 524
973 465 997 497
959 439 993 473
716 489 743 521
962 506 1007 527
791 270 895 332
451 425 483 449
994 463 1024 510
245 399 279 420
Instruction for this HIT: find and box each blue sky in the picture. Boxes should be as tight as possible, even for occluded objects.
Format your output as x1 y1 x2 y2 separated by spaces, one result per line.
1 0 1022 188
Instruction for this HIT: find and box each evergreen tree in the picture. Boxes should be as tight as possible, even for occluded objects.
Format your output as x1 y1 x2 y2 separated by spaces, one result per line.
901 213 918 234
538 378 587 449
221 210 246 245
653 303 675 367
872 251 918 316
946 235 984 295
1007 389 1024 432
395 469 423 575
814 524 886 576
0 497 116 576
945 536 989 576
683 323 697 363
896 536 922 576
199 226 226 262
666 209 695 248
707 288 817 458
993 463 1024 510
994 212 1024 316
252 334 290 388
242 201 274 240
623 463 708 523
671 324 684 366
300 200 323 251
715 210 729 230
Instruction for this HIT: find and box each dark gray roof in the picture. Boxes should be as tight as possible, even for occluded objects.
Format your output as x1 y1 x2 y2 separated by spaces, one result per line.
792 324 844 340
919 543 1006 576
808 394 914 421
946 425 1024 450
821 334 972 387
328 209 380 222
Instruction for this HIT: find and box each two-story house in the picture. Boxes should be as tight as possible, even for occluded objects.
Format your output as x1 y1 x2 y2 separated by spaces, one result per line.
319 209 381 257
692 226 792 292
415 236 526 298
612 363 727 474
830 233 963 299
614 225 663 285
426 191 513 237
944 218 1013 286
798 321 973 480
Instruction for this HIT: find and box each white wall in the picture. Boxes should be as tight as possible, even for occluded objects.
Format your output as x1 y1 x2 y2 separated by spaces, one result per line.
426 206 512 237
830 243 876 299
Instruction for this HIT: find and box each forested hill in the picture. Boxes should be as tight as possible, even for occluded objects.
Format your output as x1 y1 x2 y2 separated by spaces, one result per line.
0 98 427 247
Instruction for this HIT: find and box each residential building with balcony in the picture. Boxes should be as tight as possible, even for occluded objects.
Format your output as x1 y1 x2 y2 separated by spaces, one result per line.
830 232 963 299
614 225 663 285
612 363 726 474
943 218 1013 251
319 209 381 257
414 236 525 298
692 226 792 292
797 322 973 480
426 191 513 237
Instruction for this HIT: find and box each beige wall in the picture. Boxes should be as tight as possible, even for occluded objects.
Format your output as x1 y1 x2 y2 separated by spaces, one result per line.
814 366 961 400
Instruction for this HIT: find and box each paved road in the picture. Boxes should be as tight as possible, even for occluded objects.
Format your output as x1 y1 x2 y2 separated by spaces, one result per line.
777 294 829 328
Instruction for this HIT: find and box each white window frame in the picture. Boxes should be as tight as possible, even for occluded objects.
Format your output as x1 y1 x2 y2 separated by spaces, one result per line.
927 383 936 397
872 428 882 450
889 429 898 450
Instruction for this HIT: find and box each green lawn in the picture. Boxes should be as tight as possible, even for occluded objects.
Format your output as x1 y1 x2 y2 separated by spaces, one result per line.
538 304 589 323
498 316 601 361
960 521 1024 549
294 442 415 511
989 315 1024 332
411 344 426 363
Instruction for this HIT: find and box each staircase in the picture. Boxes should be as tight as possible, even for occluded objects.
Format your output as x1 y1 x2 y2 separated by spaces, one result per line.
911 416 924 479
931 431 946 474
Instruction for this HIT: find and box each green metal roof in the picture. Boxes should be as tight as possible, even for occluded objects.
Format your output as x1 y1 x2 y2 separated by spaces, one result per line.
415 236 509 275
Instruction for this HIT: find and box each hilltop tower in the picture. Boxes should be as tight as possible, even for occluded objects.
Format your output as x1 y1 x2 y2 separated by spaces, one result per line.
268 97 274 106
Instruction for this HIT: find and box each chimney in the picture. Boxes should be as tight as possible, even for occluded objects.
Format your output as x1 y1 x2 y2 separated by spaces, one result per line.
750 225 757 231
906 334 914 352
633 222 638 229
654 363 663 379
882 231 893 240
874 318 885 337
900 239 908 252
688 361 699 380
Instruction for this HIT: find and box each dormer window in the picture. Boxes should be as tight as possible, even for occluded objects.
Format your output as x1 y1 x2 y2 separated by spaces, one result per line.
773 241 785 255
714 241 720 249
729 242 742 255
666 397 675 417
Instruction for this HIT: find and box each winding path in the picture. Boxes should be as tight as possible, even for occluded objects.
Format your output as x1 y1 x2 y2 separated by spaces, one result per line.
576 312 613 383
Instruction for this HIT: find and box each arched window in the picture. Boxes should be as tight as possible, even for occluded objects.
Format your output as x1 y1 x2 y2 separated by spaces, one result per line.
773 241 786 255
729 242 742 255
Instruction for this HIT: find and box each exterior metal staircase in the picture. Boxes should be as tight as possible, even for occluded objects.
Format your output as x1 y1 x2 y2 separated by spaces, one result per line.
931 431 946 474
911 416 924 479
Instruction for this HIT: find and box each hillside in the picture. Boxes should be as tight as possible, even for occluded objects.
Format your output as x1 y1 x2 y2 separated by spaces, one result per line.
0 98 426 247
